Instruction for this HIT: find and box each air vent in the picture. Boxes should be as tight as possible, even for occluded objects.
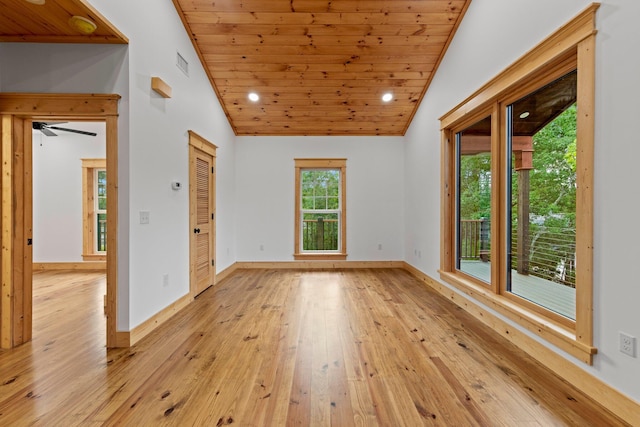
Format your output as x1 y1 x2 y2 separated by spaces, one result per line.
176 51 189 76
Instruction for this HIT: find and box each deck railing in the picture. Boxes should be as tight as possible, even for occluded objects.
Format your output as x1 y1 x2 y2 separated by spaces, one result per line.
302 218 338 251
460 219 575 287
510 222 576 288
459 219 490 261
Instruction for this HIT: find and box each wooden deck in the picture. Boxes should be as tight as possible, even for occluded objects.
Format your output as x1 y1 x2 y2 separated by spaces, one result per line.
0 269 625 426
461 260 576 319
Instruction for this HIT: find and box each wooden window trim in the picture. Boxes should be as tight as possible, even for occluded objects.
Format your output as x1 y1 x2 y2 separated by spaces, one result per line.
82 158 106 261
439 4 598 364
294 158 347 260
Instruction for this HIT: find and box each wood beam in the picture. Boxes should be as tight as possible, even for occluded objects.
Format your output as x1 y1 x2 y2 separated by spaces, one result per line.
460 135 533 155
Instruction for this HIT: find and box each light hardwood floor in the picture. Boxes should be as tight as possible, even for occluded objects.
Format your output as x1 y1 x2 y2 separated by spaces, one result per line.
0 269 628 426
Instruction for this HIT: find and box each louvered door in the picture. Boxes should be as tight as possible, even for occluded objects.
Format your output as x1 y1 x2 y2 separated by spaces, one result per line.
189 136 216 297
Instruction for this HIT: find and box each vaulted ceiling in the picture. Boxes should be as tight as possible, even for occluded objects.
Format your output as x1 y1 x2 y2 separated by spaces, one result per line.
0 0 471 136
172 0 471 136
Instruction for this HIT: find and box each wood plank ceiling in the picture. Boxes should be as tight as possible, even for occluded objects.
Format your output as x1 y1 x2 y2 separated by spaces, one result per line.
172 0 471 136
0 0 127 43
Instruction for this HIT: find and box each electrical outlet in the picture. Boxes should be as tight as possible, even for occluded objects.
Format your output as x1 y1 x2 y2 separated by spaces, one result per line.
162 274 169 288
140 211 150 224
619 332 636 357
378 243 382 250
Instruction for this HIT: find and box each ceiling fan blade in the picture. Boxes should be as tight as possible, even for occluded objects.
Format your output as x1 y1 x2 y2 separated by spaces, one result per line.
40 127 58 137
47 126 97 137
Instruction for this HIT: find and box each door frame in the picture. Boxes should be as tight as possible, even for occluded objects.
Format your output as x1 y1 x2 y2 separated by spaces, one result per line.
0 93 122 349
188 130 217 297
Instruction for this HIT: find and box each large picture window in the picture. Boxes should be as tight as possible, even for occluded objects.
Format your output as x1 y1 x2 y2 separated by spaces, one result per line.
294 159 347 260
440 6 597 364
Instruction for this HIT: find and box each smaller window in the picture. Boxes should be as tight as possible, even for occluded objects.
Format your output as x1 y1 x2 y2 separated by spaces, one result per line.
82 159 106 261
95 169 107 253
294 159 347 260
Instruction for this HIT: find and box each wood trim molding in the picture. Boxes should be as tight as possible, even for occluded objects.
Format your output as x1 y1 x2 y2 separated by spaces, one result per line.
81 254 107 262
575 34 596 345
293 253 348 261
1 115 14 349
402 262 639 427
115 331 130 348
235 261 405 270
215 263 239 283
129 293 192 346
0 93 121 117
33 262 106 271
81 158 106 168
188 130 218 156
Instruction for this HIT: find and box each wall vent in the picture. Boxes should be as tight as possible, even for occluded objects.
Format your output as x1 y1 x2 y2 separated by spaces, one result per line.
176 51 189 76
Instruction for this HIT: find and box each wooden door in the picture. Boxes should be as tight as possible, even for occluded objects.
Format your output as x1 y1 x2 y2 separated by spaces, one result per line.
1 116 33 348
189 132 216 297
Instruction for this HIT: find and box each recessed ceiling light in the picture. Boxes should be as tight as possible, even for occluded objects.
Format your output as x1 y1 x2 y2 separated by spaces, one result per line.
68 16 97 35
24 0 45 4
382 93 393 102
519 111 530 119
248 92 260 102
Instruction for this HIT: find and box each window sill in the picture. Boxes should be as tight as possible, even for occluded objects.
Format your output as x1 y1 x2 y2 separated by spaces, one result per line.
82 253 107 262
294 253 347 261
438 270 596 364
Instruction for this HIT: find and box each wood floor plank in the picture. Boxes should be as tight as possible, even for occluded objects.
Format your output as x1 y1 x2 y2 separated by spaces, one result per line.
0 269 631 426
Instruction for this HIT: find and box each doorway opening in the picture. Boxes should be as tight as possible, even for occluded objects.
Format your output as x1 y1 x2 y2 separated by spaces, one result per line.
1 93 122 349
32 121 107 346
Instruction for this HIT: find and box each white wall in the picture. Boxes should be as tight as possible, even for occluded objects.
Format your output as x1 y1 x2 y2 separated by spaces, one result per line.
0 0 237 330
404 0 640 401
32 122 105 262
235 136 405 262
85 0 237 328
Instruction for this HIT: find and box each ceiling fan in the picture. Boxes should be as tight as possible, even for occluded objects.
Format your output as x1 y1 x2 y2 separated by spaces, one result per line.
32 122 97 137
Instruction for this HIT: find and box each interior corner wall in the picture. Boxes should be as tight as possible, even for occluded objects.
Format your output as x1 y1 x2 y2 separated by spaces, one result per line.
404 0 640 401
32 123 106 262
234 136 405 262
81 0 238 329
